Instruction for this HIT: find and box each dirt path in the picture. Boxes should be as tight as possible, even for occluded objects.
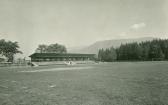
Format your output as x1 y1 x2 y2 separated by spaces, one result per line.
19 66 93 73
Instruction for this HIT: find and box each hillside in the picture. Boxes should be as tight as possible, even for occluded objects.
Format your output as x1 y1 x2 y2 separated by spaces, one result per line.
68 37 155 54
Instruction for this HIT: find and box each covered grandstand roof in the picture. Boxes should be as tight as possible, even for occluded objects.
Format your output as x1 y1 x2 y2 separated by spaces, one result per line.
29 53 95 58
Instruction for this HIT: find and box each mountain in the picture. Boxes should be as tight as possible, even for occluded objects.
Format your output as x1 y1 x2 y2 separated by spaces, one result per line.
68 37 155 54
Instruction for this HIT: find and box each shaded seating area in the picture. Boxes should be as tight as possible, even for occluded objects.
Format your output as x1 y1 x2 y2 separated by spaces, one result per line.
29 53 95 62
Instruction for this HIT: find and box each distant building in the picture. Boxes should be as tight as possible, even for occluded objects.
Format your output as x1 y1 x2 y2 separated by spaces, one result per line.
0 55 7 62
29 53 96 62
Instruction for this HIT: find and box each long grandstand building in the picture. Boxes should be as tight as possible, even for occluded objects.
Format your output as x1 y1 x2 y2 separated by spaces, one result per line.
29 53 96 62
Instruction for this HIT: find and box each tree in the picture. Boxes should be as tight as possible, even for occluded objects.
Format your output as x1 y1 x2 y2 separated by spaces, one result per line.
107 47 117 61
148 44 164 60
36 44 48 53
98 47 117 62
0 39 22 62
139 42 150 60
36 43 67 53
129 42 143 60
160 39 168 60
47 43 67 53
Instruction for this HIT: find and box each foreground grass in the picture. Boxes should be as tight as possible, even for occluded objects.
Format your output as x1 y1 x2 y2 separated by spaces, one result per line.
0 62 168 105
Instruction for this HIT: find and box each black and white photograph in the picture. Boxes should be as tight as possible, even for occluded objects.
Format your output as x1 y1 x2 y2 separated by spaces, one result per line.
0 0 168 105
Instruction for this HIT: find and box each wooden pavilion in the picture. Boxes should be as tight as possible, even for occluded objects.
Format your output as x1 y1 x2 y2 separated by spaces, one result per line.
29 53 96 62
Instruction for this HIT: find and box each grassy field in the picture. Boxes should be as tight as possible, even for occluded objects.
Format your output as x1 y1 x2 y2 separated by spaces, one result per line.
0 62 168 105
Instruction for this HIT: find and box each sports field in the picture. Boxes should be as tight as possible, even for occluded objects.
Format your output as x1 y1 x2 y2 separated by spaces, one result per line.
0 61 168 105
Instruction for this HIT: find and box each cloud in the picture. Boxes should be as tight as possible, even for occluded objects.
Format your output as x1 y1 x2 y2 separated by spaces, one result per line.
131 22 146 30
118 22 146 38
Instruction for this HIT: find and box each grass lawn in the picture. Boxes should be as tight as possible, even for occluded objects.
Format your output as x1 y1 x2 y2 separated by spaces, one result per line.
0 61 168 105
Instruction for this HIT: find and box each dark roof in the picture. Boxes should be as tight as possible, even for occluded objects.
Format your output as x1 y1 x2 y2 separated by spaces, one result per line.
29 53 95 58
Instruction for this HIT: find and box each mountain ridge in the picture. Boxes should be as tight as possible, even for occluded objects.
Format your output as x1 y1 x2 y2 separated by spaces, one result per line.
68 37 155 54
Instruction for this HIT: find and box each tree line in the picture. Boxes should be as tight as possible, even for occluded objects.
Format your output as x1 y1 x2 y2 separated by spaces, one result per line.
98 39 168 61
35 43 67 53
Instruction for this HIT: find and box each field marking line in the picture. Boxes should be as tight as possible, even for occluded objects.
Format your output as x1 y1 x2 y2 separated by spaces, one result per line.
19 66 94 73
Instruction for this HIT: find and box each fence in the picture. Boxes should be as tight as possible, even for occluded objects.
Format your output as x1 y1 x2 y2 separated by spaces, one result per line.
0 60 30 67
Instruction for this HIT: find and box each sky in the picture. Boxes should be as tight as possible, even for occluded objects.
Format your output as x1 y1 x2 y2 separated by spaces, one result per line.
0 0 168 58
